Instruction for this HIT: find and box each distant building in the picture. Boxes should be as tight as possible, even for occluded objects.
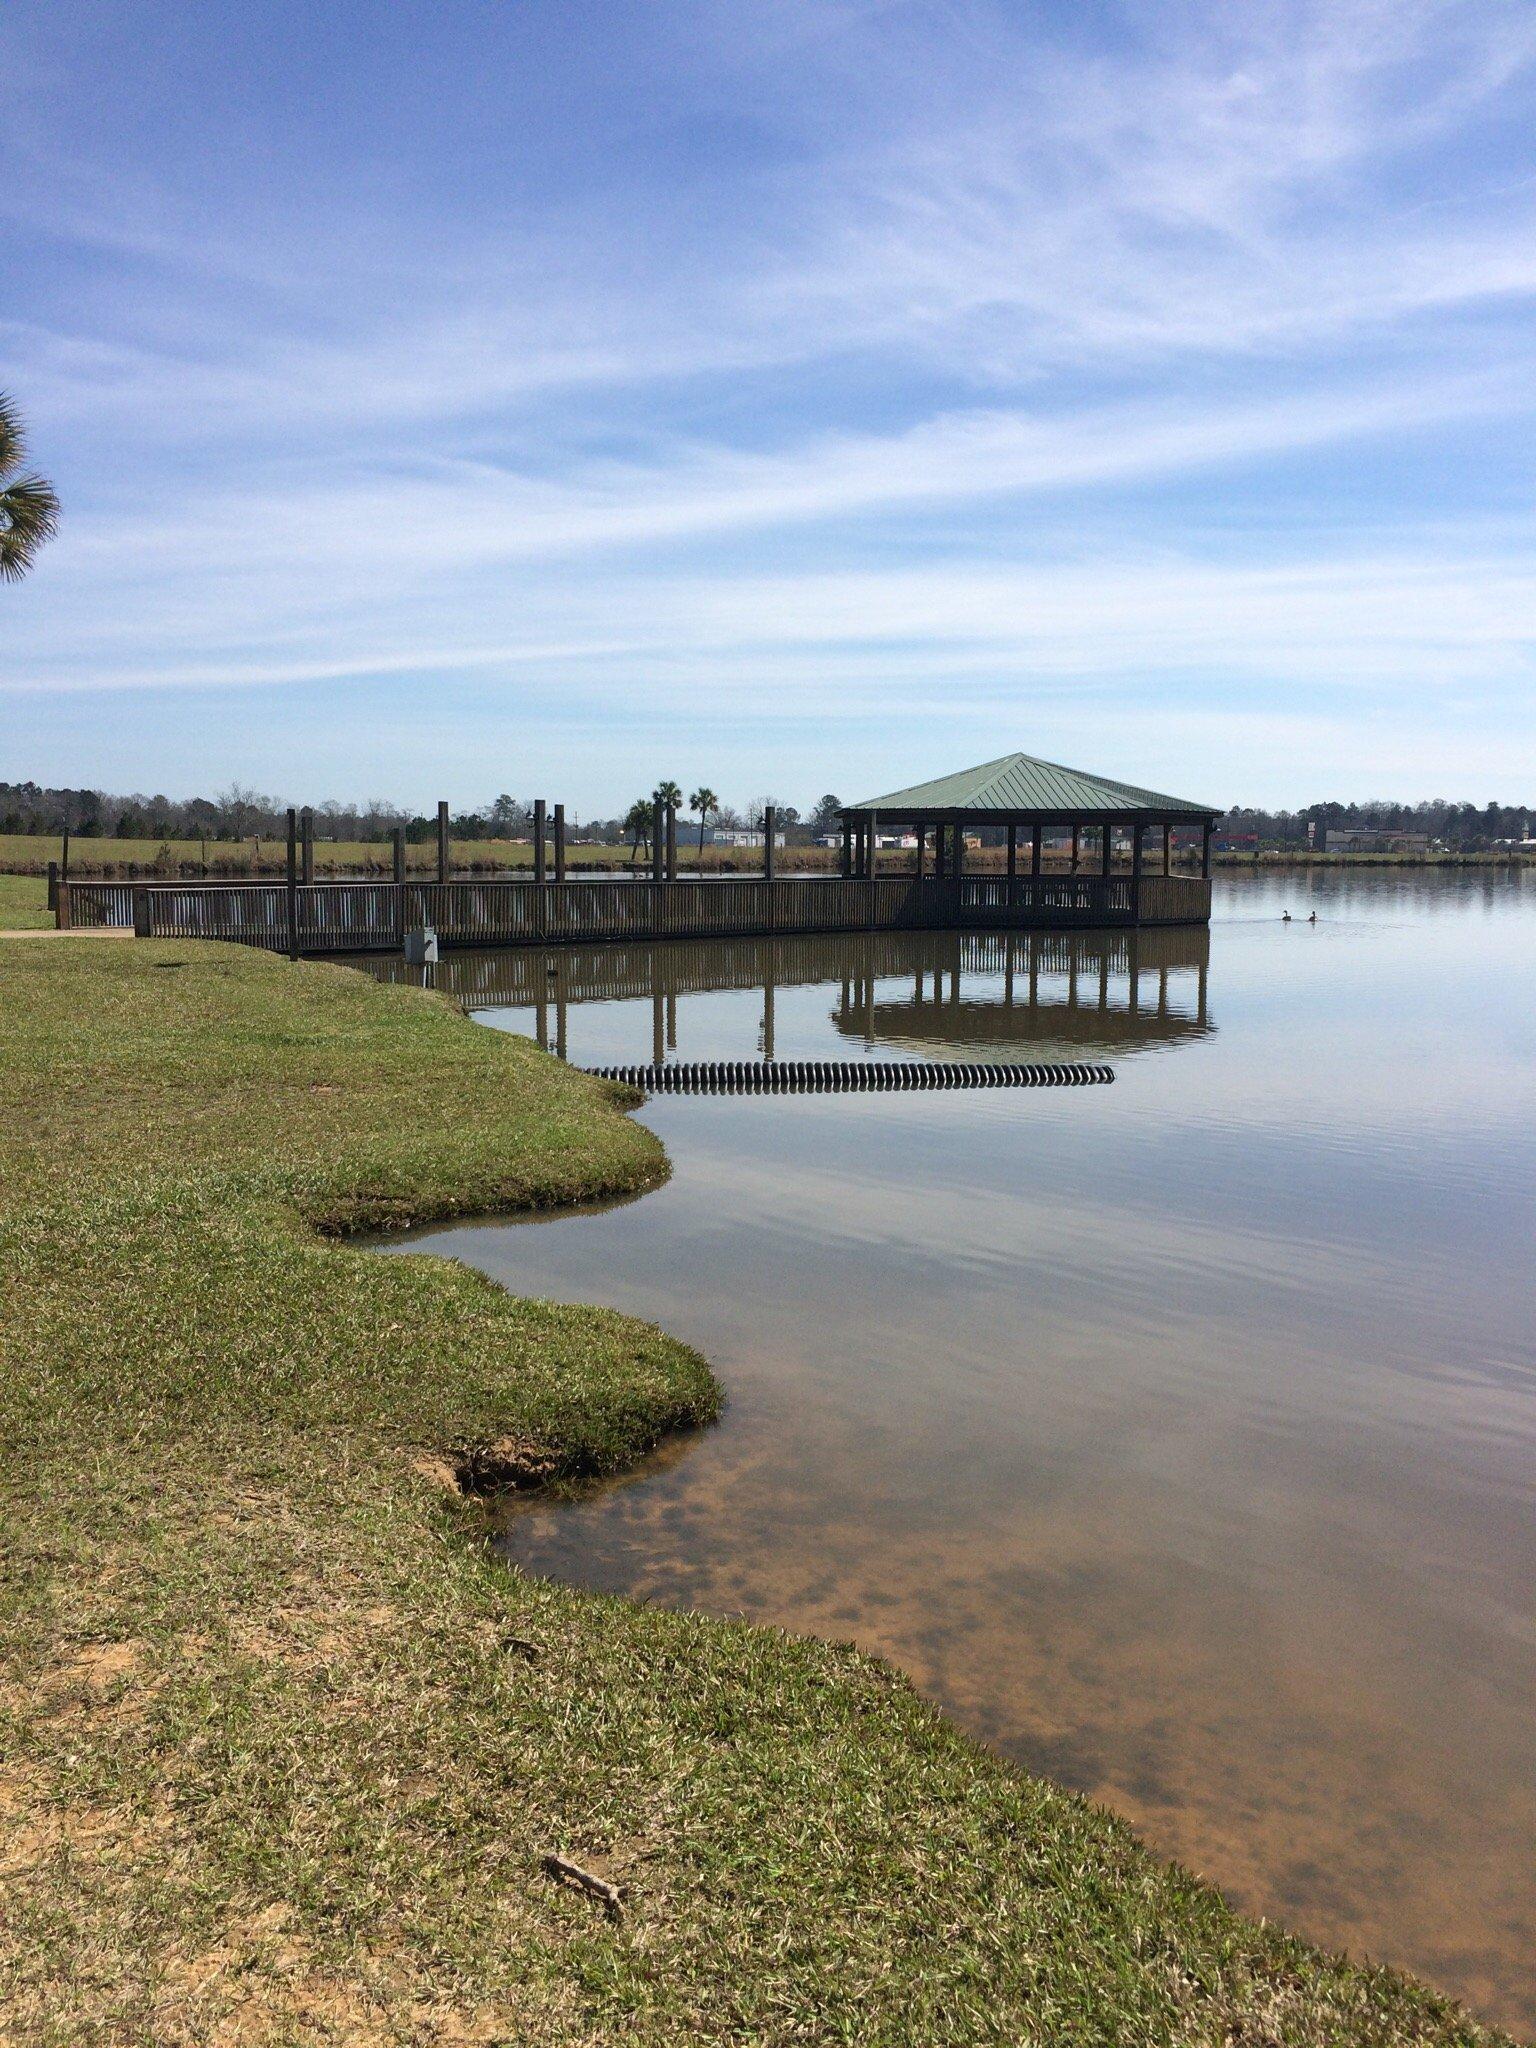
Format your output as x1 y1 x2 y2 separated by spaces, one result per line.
1323 829 1432 854
704 827 786 848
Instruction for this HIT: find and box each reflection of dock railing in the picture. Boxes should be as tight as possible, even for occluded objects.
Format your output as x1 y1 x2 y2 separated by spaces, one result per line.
361 924 1210 1011
61 870 1212 953
360 925 1212 1065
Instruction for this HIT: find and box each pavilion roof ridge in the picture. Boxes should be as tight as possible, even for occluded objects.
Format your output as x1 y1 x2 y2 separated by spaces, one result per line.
844 751 1216 818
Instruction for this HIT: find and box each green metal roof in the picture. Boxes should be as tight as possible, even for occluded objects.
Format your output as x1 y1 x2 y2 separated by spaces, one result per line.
845 751 1215 818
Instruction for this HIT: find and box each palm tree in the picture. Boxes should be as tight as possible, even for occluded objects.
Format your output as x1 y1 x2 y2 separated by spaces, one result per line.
0 393 60 583
689 787 719 857
652 779 683 812
623 798 652 863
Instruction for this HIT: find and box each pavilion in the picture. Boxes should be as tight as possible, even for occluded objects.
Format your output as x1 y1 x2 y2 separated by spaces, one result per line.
838 752 1219 925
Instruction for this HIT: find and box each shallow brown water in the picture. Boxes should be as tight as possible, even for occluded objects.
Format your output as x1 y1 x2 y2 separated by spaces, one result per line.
370 871 1536 2032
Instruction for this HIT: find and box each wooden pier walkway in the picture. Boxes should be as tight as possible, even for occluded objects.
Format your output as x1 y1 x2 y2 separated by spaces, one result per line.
58 870 1211 954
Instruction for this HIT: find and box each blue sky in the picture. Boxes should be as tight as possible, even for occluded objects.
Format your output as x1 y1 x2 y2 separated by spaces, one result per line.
4 0 1536 816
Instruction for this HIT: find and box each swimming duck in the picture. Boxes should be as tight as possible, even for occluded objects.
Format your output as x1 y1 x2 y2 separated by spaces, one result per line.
1282 910 1292 921
1308 911 1317 923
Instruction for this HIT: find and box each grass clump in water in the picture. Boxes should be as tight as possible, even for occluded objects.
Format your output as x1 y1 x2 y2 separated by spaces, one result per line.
0 938 1512 2045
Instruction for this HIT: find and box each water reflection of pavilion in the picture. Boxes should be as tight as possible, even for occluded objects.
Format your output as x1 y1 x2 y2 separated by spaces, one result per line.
362 925 1210 1065
837 928 1209 1056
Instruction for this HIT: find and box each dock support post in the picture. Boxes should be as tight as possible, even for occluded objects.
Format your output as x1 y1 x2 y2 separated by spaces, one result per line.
763 804 776 884
61 825 70 888
666 802 678 883
285 807 299 960
46 859 58 912
300 807 314 885
652 799 665 886
553 803 566 884
1201 821 1213 878
392 827 405 945
436 801 449 885
533 800 547 886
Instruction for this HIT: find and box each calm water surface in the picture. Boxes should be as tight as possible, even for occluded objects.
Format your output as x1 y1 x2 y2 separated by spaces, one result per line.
370 871 1536 2032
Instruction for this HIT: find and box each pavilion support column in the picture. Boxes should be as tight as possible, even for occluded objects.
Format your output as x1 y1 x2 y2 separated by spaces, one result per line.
1201 821 1213 878
1131 822 1144 922
534 799 547 886
1070 822 1080 872
1100 824 1112 879
1007 824 1017 904
934 822 946 882
867 812 879 883
1163 823 1172 876
841 820 852 877
915 822 926 881
553 803 567 884
437 801 450 885
1031 824 1042 878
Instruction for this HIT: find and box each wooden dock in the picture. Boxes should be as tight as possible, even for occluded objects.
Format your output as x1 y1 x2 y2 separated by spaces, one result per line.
58 870 1212 954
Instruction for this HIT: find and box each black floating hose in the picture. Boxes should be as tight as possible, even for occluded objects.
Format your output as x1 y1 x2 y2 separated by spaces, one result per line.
585 1059 1114 1093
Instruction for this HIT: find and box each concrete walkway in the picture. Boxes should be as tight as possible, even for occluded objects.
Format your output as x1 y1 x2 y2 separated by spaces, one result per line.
0 926 133 940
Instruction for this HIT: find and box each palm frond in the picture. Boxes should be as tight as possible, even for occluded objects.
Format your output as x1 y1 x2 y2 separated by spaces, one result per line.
0 474 62 583
0 392 28 480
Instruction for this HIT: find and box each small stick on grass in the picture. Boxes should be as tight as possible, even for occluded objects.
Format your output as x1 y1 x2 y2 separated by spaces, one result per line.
542 1852 624 1920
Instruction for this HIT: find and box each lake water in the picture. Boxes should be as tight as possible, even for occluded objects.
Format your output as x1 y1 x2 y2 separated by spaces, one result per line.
368 870 1536 2032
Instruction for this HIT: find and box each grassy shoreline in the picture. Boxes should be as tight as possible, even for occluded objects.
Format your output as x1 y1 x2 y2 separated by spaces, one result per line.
0 939 1512 2044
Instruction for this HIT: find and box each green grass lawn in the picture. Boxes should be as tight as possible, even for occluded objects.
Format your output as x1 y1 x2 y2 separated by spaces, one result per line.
0 872 52 927
0 939 1510 2046
0 832 831 877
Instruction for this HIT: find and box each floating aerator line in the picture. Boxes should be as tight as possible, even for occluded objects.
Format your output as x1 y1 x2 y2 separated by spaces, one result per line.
583 1060 1114 1093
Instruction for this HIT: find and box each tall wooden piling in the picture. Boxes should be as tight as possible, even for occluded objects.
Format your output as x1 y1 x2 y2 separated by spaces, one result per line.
553 803 566 884
285 808 299 961
436 802 450 885
300 808 314 885
534 800 547 885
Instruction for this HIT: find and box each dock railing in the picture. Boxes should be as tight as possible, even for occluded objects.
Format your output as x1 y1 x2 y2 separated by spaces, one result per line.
59 870 1212 952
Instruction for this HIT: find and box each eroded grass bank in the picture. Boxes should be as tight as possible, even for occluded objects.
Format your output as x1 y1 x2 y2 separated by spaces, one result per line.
0 941 1511 2046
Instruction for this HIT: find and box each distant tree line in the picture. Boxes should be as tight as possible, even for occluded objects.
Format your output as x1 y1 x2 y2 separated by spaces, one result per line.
0 781 851 847
1221 798 1533 849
